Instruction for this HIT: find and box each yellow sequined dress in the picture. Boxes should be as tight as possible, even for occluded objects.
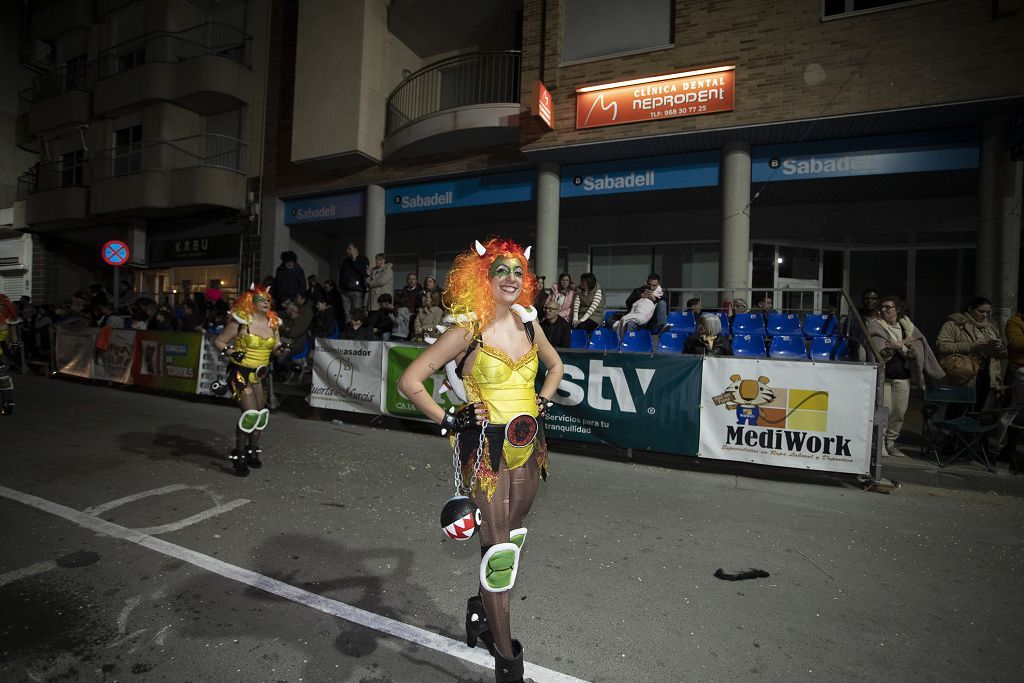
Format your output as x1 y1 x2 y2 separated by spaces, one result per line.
227 312 278 397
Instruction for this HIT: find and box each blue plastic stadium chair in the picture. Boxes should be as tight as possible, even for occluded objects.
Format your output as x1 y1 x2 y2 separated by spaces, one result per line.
587 327 619 350
603 310 623 325
326 321 341 339
833 336 850 360
802 313 837 337
769 335 808 360
620 329 653 353
657 330 685 353
570 328 589 349
667 311 696 336
732 334 767 358
809 335 838 361
715 312 732 336
767 313 801 336
732 313 767 336
288 337 311 362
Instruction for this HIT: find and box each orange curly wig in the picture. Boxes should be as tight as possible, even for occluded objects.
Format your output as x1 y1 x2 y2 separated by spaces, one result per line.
442 237 537 336
231 286 281 328
0 294 16 324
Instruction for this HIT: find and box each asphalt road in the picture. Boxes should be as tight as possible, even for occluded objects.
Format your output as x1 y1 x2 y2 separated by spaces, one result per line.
1 374 1022 682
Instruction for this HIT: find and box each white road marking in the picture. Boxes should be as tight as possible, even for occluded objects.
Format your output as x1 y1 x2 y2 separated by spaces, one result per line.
84 484 191 516
0 485 588 683
0 560 57 587
82 484 249 536
134 499 251 535
117 595 141 634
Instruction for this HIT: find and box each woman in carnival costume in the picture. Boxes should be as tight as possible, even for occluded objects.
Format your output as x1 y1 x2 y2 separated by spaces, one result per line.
0 294 20 415
398 238 564 682
213 286 287 476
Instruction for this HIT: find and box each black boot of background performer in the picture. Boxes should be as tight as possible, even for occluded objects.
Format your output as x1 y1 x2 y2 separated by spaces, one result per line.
494 639 524 683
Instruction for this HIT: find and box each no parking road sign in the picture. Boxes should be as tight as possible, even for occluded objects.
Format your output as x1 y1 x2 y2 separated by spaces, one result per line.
102 240 130 266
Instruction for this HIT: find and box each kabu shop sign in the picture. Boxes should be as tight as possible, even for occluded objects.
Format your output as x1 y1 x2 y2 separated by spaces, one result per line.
576 65 735 130
149 233 239 263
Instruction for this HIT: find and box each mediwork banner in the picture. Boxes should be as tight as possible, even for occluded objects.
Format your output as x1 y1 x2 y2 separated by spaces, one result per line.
309 338 384 414
130 331 203 394
54 326 95 379
698 357 875 474
91 328 136 384
543 351 702 455
380 342 459 420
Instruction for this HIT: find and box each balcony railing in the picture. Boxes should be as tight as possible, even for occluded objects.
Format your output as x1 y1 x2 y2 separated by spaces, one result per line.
96 22 250 79
33 157 88 192
92 134 247 180
385 50 521 137
16 172 37 201
19 60 94 105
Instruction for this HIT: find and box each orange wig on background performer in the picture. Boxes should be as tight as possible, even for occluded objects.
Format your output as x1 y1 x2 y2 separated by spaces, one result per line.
230 286 281 327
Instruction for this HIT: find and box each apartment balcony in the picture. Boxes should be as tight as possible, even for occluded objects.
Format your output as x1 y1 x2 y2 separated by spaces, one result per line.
20 161 91 231
30 0 93 42
18 63 93 138
93 23 252 117
90 134 247 217
382 50 521 160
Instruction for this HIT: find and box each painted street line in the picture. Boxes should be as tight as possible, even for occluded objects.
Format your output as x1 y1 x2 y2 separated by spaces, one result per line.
82 483 250 536
0 485 589 683
0 559 57 588
134 498 251 535
83 484 192 516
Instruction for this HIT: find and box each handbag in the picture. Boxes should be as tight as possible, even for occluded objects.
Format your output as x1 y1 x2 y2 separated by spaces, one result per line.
939 352 980 386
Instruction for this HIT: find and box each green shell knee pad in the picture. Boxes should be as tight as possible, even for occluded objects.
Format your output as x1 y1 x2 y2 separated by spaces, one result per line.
0 375 12 391
238 410 260 433
480 542 520 593
509 527 527 549
255 408 269 430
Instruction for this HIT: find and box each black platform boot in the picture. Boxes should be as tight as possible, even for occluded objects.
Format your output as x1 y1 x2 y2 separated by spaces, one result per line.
494 640 524 683
465 595 495 655
245 446 263 468
0 401 11 415
229 448 249 476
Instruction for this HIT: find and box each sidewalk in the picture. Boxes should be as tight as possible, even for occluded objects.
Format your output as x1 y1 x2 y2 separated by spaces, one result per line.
879 393 1024 497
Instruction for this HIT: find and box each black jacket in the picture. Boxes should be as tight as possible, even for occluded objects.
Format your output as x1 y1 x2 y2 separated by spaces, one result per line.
684 334 732 356
274 263 307 303
540 316 572 348
339 255 370 292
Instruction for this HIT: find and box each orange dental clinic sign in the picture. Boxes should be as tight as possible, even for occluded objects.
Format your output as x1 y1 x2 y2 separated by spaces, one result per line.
575 65 735 130
531 80 554 129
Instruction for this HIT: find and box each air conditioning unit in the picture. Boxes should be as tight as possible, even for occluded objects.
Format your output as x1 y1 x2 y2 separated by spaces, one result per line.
24 40 54 73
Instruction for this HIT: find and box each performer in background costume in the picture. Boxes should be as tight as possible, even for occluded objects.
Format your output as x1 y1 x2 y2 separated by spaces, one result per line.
213 286 287 476
398 238 564 682
0 294 20 415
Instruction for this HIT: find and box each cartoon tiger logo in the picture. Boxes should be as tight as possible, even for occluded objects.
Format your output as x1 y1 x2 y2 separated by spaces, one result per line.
718 374 776 425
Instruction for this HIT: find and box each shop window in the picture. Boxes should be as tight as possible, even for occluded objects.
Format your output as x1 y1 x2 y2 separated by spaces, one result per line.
822 0 940 19
752 243 775 290
590 245 651 307
914 248 975 342
849 250 908 313
562 0 673 63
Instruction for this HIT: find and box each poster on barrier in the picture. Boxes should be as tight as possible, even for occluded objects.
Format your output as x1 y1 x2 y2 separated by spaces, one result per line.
380 342 459 420
698 357 875 474
196 334 231 397
130 331 203 394
309 338 383 414
54 326 95 379
542 351 702 455
91 329 136 384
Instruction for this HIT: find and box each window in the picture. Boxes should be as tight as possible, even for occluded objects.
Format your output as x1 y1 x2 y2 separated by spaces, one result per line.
117 46 146 73
822 0 939 19
64 54 88 90
60 150 84 187
562 0 672 63
114 125 143 175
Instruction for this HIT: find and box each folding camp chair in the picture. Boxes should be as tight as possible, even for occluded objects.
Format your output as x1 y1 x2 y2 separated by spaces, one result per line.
920 385 1006 471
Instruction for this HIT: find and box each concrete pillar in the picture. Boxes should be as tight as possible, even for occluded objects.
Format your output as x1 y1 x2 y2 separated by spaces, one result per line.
997 145 1023 326
977 120 1001 300
720 141 752 307
365 184 386 259
535 162 560 284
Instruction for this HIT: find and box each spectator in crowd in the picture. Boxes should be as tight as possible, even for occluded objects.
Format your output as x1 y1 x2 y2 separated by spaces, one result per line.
422 274 442 302
322 279 346 321
1000 306 1024 463
413 290 444 342
684 313 732 356
395 272 424 340
844 289 881 353
274 251 307 304
368 294 396 340
342 308 376 341
366 253 393 311
540 300 571 348
312 298 338 338
118 280 140 308
280 291 314 348
180 301 205 332
306 274 327 304
625 273 669 335
755 294 773 320
937 296 1007 414
572 272 604 332
686 297 702 317
339 242 369 320
547 272 575 322
614 283 663 339
204 280 223 303
205 306 226 334
863 295 944 457
150 304 177 331
533 276 548 311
